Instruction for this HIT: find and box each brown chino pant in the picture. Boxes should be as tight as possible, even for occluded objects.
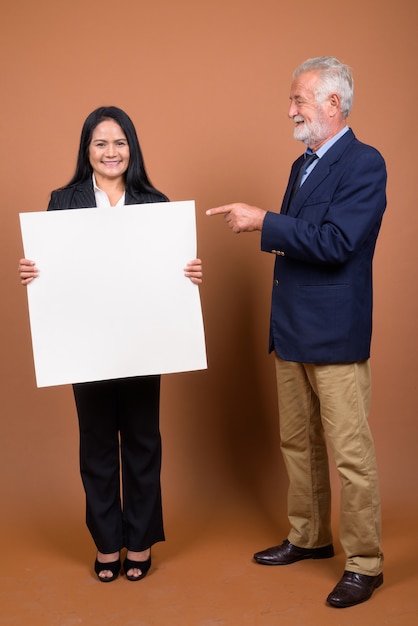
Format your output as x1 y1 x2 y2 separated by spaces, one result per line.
274 355 384 576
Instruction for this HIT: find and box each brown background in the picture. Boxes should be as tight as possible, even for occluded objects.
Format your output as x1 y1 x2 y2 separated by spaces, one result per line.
1 0 417 624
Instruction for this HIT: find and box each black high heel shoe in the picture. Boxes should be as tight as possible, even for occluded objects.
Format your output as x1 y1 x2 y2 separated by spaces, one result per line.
123 554 151 581
94 557 121 583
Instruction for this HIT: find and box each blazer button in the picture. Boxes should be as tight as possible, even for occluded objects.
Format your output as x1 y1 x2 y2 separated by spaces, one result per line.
274 279 279 287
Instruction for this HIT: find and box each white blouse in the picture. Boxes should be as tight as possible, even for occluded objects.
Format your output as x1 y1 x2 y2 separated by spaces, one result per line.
92 173 125 208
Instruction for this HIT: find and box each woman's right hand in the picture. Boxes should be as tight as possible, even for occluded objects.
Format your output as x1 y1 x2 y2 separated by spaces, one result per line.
18 259 39 285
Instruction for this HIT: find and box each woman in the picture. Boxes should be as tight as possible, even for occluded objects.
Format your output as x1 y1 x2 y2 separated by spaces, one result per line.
19 106 202 582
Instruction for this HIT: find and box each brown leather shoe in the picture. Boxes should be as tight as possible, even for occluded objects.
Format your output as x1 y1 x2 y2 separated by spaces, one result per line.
253 539 334 565
326 570 384 608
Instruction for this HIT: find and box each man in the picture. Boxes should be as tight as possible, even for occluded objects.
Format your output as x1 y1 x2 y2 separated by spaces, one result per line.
206 56 386 608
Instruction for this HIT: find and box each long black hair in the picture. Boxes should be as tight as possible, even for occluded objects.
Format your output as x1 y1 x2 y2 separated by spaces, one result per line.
64 106 166 199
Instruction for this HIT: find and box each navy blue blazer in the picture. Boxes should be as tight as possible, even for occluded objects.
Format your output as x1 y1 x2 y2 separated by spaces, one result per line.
261 129 387 363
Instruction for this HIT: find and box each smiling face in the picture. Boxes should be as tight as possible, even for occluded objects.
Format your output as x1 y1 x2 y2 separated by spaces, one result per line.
88 119 130 185
288 70 341 151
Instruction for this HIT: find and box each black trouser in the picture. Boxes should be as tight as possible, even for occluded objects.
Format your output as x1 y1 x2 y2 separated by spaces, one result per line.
72 375 165 553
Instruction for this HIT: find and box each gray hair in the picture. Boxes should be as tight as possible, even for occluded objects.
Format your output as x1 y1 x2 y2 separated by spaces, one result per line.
294 56 354 118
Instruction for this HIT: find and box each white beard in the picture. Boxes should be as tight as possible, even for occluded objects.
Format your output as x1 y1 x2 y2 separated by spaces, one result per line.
293 112 329 146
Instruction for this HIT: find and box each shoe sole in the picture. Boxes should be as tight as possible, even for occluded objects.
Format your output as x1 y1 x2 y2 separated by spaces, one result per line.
254 547 334 566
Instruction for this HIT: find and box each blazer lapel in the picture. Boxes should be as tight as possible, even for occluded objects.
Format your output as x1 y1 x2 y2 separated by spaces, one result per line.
285 129 356 218
287 160 330 218
281 155 304 214
72 180 96 208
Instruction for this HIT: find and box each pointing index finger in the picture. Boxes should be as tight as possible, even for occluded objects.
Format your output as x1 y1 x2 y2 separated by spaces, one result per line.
206 205 233 217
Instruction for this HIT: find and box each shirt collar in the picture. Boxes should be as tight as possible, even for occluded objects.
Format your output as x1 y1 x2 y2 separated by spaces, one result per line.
92 173 125 208
92 173 100 192
306 126 350 158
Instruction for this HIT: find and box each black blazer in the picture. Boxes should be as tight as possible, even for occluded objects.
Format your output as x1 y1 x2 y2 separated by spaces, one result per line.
47 179 168 211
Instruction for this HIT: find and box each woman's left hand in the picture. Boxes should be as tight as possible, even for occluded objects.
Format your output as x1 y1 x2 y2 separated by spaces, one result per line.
184 258 202 285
